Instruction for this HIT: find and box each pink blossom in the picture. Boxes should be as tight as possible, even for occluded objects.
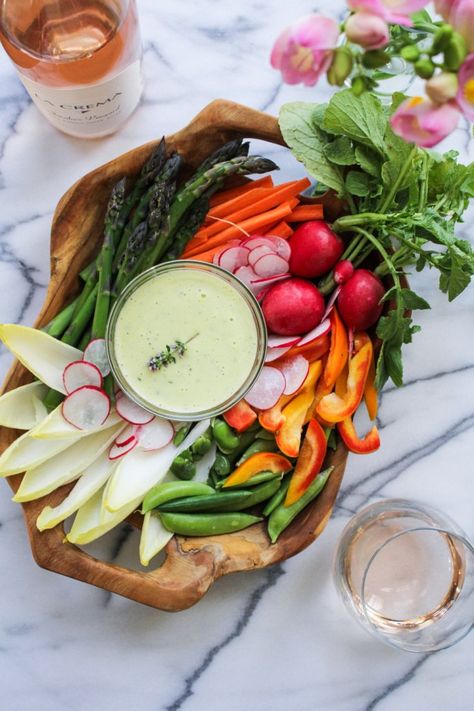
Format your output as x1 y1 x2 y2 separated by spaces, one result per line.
456 54 474 120
434 0 456 20
450 0 474 52
270 15 340 86
345 12 389 49
390 96 461 147
425 72 458 103
347 0 430 26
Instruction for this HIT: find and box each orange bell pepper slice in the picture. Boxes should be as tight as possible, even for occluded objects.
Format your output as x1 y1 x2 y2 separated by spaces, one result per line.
285 419 327 506
316 341 372 423
223 400 257 432
353 331 378 420
337 417 380 454
275 360 322 457
322 307 348 390
222 452 292 487
281 332 330 364
258 392 295 432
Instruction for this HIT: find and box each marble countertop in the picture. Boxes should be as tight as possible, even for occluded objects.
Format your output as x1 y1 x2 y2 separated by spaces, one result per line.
1 1 473 709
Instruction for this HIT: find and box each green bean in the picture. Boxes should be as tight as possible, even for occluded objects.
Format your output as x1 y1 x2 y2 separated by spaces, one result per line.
190 428 213 457
236 438 278 466
217 471 283 489
262 477 291 517
170 451 196 480
142 481 214 513
160 512 262 536
158 489 253 513
212 418 240 454
239 477 281 509
267 466 333 543
173 423 192 446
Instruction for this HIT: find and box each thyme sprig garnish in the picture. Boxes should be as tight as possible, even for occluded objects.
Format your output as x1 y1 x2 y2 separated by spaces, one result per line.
147 333 199 372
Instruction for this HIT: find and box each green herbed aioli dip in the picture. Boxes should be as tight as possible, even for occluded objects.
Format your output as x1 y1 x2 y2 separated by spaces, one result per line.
113 268 259 414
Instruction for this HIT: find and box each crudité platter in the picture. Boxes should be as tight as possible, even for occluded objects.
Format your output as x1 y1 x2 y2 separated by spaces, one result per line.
0 96 467 611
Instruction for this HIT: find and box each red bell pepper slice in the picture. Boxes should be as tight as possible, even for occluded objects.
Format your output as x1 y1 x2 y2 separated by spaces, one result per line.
337 416 380 454
316 341 372 423
223 400 257 432
285 419 327 506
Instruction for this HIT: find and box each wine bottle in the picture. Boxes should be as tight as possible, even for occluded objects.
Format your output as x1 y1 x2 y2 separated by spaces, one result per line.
0 0 143 138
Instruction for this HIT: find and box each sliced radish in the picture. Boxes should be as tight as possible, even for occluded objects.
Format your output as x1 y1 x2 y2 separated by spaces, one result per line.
250 273 290 287
255 286 271 302
62 386 110 431
234 265 260 295
253 253 290 278
277 355 310 395
244 367 286 410
83 338 111 377
63 360 103 394
109 437 138 460
267 236 291 261
298 318 332 346
115 394 154 425
264 345 292 363
322 285 342 322
242 235 276 251
267 335 301 349
115 425 137 448
248 244 276 266
136 417 174 451
218 245 250 273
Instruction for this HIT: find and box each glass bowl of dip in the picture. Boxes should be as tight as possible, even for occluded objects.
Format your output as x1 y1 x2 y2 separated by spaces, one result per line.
106 260 267 421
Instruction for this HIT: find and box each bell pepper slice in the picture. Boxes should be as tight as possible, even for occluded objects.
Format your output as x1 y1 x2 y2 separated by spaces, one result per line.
322 307 348 390
275 360 322 458
259 392 295 432
222 452 292 487
352 331 378 420
285 419 327 506
316 341 372 423
281 332 330 364
223 400 257 432
337 417 380 454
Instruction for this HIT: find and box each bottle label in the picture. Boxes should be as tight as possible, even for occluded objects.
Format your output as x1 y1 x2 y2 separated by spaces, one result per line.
18 60 143 137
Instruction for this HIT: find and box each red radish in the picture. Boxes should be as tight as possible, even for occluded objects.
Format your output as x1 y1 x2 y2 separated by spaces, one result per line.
83 338 111 376
334 260 354 285
264 345 293 363
268 236 291 261
136 417 174 451
248 244 275 266
277 355 309 395
289 221 344 278
242 235 276 250
218 245 250 272
109 437 138 460
115 425 137 448
116 394 154 425
267 335 301 349
262 278 325 336
337 269 385 330
63 360 102 394
244 366 286 410
62 386 110 430
298 318 332 346
253 253 289 278
255 286 272 302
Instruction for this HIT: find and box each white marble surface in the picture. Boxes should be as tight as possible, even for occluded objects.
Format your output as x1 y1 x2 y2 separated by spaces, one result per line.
0 1 473 710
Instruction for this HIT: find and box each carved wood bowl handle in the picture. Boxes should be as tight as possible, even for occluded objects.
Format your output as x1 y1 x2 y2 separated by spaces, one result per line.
1 100 348 611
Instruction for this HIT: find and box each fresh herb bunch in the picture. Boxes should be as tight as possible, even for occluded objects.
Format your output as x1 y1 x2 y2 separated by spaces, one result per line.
279 89 474 389
147 334 198 372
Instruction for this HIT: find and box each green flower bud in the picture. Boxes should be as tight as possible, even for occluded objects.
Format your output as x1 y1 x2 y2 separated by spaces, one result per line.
443 32 467 71
362 50 390 69
351 75 366 96
414 57 435 79
327 47 354 86
400 45 420 63
431 24 454 54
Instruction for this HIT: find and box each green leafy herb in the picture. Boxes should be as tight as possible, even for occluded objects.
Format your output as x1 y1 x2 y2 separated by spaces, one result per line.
148 333 198 372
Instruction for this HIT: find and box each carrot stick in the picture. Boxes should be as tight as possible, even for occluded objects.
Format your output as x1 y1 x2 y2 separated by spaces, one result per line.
184 203 295 257
208 177 310 219
289 205 324 222
188 247 222 263
209 176 274 207
264 221 293 239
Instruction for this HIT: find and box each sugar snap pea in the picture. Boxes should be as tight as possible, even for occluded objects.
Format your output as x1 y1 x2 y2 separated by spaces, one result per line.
227 429 260 464
238 477 281 508
236 438 278 465
267 466 334 543
170 450 196 480
142 481 214 513
212 418 241 454
160 511 262 536
208 451 231 480
158 489 253 513
173 423 192 446
262 477 291 517
217 470 282 489
190 427 213 457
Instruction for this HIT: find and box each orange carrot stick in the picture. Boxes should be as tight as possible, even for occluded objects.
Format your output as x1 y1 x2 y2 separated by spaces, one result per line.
208 178 310 220
264 221 293 239
289 205 324 222
209 176 274 207
207 188 276 219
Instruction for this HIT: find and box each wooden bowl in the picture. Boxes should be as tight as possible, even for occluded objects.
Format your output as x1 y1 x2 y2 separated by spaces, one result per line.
0 100 348 611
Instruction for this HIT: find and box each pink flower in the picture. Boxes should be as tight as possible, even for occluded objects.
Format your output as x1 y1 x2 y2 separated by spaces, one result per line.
450 0 474 52
270 14 340 86
348 0 430 26
345 12 389 49
456 54 474 120
390 96 461 147
425 72 458 103
434 0 455 20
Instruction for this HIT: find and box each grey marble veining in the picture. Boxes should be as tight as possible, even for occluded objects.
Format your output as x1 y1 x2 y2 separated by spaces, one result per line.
0 1 473 710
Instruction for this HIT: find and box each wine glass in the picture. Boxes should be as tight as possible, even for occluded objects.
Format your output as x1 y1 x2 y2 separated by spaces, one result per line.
333 499 474 652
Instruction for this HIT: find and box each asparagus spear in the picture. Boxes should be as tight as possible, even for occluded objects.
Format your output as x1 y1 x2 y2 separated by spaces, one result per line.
44 297 79 338
182 139 249 186
161 194 211 262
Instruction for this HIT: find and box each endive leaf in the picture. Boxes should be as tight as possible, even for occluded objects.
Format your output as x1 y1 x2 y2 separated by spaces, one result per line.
0 381 48 429
0 324 82 393
139 511 173 567
36 452 117 530
104 418 211 512
67 486 141 545
0 429 75 476
13 425 123 502
31 404 122 439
